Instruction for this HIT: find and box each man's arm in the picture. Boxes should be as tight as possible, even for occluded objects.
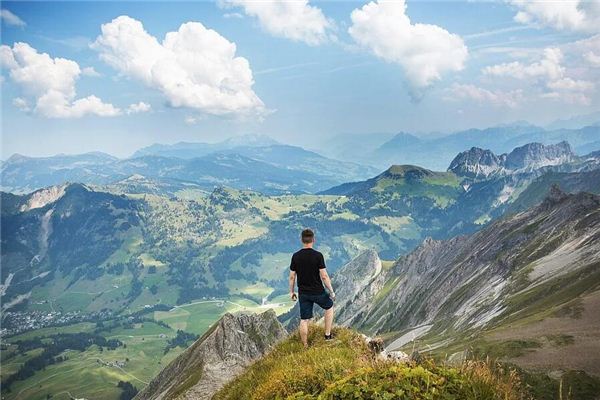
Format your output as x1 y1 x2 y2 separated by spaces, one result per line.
319 269 335 300
289 271 297 300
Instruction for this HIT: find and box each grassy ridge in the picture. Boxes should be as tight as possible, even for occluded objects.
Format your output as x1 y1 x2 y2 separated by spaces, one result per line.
214 325 530 400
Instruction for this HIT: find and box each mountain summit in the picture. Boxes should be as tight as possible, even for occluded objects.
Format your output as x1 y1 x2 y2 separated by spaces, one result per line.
449 141 575 179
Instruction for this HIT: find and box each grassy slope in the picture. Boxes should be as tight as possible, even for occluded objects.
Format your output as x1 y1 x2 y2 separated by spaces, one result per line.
214 325 529 400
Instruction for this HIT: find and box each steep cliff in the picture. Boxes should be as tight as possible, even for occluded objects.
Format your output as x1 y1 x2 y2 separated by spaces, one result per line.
135 310 287 400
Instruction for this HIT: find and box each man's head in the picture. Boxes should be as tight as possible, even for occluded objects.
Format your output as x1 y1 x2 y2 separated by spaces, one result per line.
301 228 315 246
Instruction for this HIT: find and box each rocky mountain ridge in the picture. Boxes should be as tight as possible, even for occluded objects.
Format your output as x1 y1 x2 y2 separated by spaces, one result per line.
332 187 600 374
135 310 287 400
448 141 576 179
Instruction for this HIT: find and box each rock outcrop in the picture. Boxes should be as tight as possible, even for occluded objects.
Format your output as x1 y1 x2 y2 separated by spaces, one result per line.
334 250 386 327
449 141 576 179
135 310 287 400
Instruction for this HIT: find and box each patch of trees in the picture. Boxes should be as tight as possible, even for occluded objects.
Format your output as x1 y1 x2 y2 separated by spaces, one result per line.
2 332 123 392
126 258 144 302
48 189 138 275
92 306 172 335
107 262 125 275
176 280 228 305
150 284 159 294
164 330 199 354
117 381 138 400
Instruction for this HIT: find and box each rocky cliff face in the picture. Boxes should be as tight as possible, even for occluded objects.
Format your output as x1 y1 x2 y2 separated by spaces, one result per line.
505 141 575 170
334 250 386 327
449 141 576 179
135 310 287 400
447 147 505 179
334 188 600 340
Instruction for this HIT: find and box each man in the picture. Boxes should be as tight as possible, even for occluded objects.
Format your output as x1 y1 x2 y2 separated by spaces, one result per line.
289 228 335 348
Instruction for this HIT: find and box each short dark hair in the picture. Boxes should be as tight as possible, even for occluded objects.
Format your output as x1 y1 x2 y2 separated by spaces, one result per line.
301 229 314 244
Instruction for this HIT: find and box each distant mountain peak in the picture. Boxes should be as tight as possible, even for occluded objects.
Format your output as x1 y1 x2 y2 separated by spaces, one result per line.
504 141 574 170
448 147 504 179
539 183 600 213
6 153 29 163
384 165 431 177
449 141 576 179
221 133 279 147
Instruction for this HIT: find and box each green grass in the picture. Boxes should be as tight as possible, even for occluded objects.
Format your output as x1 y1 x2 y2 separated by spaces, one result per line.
470 339 543 359
373 276 400 306
503 261 600 325
153 298 292 335
2 320 182 400
543 334 575 347
253 252 289 282
214 326 530 400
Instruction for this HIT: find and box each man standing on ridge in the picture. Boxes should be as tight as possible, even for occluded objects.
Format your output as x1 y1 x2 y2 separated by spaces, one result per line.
289 228 335 348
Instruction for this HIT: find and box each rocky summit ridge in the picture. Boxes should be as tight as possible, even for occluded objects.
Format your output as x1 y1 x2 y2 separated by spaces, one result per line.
135 310 287 400
449 141 575 179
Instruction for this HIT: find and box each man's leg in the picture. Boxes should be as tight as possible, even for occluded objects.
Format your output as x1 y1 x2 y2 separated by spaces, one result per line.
324 307 333 336
299 319 309 348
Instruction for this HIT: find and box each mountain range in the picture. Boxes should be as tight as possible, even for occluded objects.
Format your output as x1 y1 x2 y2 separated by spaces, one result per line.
1 135 380 195
322 124 600 171
3 141 600 315
2 136 600 400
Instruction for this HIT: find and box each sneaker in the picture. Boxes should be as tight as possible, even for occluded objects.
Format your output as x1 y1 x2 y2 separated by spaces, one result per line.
324 333 333 340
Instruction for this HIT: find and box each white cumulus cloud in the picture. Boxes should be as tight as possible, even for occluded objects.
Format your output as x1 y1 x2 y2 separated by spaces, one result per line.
348 0 468 90
12 97 30 111
126 101 151 114
184 115 199 125
0 42 121 118
585 51 600 67
445 83 523 108
509 0 600 33
219 0 334 45
91 15 266 117
483 47 564 80
81 66 101 77
483 46 596 105
547 77 595 92
1 9 26 27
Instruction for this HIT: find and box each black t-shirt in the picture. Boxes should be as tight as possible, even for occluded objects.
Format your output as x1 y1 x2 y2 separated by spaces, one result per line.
290 248 326 294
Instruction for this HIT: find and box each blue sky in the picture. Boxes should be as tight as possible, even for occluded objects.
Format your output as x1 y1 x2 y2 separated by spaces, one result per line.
1 0 599 158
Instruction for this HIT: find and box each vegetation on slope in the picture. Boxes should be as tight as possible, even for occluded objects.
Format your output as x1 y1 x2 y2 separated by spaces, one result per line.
214 325 530 400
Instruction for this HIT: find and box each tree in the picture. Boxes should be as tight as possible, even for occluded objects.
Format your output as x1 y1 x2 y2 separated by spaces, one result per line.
117 381 138 400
